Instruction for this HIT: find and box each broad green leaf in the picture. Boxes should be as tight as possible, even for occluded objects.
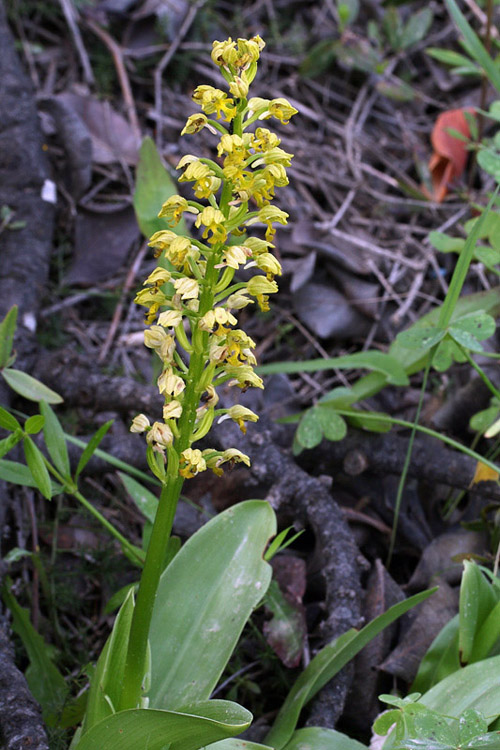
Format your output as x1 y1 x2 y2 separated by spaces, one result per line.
469 600 500 662
299 39 337 78
148 501 276 710
75 421 113 480
265 589 436 750
475 246 500 271
40 401 71 478
413 711 454 744
23 436 52 499
296 409 323 450
411 616 460 694
459 561 497 665
445 0 500 94
0 405 21 431
0 431 23 459
2 582 68 722
257 351 409 386
421 655 500 719
0 458 41 487
342 407 392 433
432 338 467 372
0 305 17 368
465 733 500 749
118 472 158 524
478 149 500 183
76 701 252 750
396 327 445 351
206 741 272 750
283 727 368 750
83 590 135 733
374 710 403 736
316 407 347 441
133 136 187 238
24 414 44 435
2 368 63 404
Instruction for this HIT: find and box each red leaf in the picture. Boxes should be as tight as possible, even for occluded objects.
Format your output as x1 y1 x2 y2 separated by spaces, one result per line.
427 108 474 202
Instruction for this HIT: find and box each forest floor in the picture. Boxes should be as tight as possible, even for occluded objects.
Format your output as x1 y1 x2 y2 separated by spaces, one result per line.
1 0 500 748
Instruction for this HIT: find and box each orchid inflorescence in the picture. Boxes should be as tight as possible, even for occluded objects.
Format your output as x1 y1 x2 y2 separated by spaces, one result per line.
131 36 297 483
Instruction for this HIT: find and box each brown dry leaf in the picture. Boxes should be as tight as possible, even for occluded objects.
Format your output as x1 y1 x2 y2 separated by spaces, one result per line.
59 92 140 165
470 460 499 485
427 108 473 202
64 206 140 286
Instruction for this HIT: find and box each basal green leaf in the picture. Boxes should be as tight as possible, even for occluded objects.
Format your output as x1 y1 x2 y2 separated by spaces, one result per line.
470 405 500 434
133 136 187 238
283 727 368 750
265 589 436 750
2 368 63 404
432 338 467 372
75 421 113 481
2 582 68 723
258 351 409 386
118 472 158 524
205 741 272 750
24 415 44 435
459 562 498 665
76 701 252 750
83 590 135 733
23 436 52 499
469 600 500 663
421 655 500 719
0 405 21 431
0 305 18 368
40 401 71 478
448 328 484 353
296 409 323 450
426 48 477 69
148 501 275 710
374 709 402 736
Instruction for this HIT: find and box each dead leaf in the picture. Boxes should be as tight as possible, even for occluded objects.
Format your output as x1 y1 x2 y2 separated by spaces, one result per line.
294 282 371 339
407 530 487 590
263 556 307 668
470 460 499 485
427 108 474 202
64 206 140 286
59 92 140 165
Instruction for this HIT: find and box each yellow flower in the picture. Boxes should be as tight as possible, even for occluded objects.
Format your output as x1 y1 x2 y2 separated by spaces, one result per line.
130 414 150 433
158 195 198 225
222 365 264 390
225 291 254 309
178 159 221 200
192 85 236 121
147 421 173 449
246 276 279 297
134 288 168 308
252 127 281 151
174 277 199 300
195 207 227 245
219 405 259 434
164 236 197 270
157 367 185 397
179 448 206 478
229 71 249 99
199 308 237 332
247 97 270 115
181 113 216 135
246 205 288 241
253 252 282 279
157 310 183 328
268 98 298 124
144 267 171 286
253 146 293 167
163 400 183 420
204 448 251 475
218 244 252 270
144 326 175 362
148 230 178 253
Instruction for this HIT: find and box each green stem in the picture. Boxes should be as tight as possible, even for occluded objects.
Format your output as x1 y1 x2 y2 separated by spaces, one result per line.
119 472 182 710
119 254 220 711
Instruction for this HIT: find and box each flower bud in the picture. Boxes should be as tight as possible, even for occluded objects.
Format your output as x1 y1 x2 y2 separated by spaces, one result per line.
130 414 150 433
